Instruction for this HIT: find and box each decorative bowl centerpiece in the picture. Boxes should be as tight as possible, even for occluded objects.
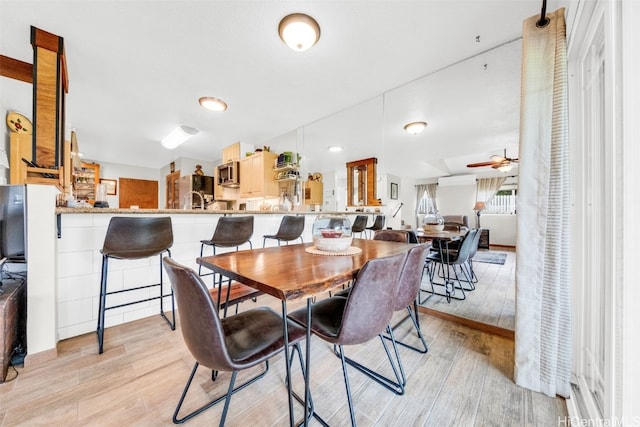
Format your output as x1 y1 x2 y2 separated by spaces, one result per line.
422 212 445 232
312 214 353 252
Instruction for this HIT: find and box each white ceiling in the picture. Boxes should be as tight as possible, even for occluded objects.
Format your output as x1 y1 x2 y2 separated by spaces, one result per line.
1 0 568 180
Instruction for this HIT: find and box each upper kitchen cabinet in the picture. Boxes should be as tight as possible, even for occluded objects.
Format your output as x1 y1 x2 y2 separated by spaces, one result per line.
73 161 100 203
222 141 253 163
239 151 278 199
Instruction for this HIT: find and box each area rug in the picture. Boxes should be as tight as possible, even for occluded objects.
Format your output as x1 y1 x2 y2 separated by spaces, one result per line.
473 251 507 265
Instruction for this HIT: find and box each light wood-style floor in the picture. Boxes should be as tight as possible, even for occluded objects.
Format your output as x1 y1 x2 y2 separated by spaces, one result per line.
0 286 566 426
420 247 516 332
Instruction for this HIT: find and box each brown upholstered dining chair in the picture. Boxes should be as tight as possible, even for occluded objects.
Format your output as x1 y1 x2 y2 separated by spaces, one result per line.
373 229 410 243
333 244 430 395
98 216 175 354
262 215 305 247
288 251 407 426
162 257 307 425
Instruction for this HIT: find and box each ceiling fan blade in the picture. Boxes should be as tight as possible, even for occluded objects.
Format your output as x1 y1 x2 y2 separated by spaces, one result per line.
466 161 496 168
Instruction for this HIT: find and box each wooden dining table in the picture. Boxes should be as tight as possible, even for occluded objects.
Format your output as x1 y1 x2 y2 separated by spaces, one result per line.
197 238 414 426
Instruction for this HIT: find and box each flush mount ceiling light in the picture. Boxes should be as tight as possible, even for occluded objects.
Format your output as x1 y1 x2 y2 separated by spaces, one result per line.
199 97 228 112
161 125 199 149
328 145 343 153
403 121 427 135
278 13 321 52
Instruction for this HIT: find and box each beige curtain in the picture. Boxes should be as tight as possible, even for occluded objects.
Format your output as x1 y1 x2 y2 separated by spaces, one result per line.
425 183 438 212
476 177 507 205
515 8 571 398
415 184 437 227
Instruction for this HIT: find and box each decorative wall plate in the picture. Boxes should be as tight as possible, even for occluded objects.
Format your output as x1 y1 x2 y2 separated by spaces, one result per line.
6 111 32 134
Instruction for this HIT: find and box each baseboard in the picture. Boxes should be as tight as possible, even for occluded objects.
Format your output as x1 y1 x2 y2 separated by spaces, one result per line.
24 347 57 367
489 244 516 250
417 306 515 340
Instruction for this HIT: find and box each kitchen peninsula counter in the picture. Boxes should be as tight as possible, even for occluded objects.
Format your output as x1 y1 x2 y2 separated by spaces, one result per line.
53 208 382 342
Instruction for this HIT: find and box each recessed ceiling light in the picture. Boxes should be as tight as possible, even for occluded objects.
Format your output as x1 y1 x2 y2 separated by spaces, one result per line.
161 125 199 149
278 13 321 52
199 97 228 112
328 145 343 153
404 121 427 135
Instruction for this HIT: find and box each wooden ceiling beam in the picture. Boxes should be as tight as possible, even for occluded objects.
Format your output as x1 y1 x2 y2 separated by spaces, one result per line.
0 55 33 84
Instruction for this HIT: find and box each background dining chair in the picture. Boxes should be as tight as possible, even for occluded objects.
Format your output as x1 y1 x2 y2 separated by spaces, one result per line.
162 257 307 425
426 228 479 303
262 215 305 247
98 216 174 354
350 215 369 238
365 215 385 239
465 228 483 283
288 252 406 426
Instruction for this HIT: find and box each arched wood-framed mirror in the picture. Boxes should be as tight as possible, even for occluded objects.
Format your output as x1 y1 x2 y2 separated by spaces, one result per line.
346 157 380 206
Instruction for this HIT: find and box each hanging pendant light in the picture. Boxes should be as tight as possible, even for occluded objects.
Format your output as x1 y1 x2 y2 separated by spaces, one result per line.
278 13 321 52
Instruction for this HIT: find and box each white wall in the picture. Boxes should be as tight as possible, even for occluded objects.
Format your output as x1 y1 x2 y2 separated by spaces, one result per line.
93 160 161 208
26 185 58 356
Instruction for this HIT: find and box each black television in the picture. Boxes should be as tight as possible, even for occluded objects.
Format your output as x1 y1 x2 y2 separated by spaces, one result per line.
0 185 26 261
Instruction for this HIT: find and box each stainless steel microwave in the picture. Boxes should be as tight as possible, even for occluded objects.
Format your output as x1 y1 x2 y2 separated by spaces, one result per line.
217 161 239 188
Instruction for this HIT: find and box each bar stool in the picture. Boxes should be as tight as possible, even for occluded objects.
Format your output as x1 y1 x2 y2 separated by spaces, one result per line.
98 216 175 354
351 215 368 238
262 215 305 247
198 216 254 276
365 215 385 239
198 216 260 317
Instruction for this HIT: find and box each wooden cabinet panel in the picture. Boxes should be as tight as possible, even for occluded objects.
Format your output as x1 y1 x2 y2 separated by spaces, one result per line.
239 152 278 198
304 180 323 205
119 178 158 209
165 171 180 209
222 142 253 163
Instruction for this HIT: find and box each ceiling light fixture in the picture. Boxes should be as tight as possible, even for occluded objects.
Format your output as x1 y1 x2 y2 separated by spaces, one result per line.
161 125 199 149
199 97 228 112
497 163 513 173
328 145 343 153
403 121 427 135
278 13 321 52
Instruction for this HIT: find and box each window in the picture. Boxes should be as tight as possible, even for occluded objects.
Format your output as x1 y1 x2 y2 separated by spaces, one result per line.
485 186 517 214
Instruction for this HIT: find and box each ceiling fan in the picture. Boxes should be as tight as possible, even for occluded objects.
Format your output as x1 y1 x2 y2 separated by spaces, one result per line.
466 149 519 172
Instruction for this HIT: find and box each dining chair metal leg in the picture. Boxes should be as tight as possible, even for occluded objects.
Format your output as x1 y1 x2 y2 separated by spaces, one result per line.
384 304 428 354
336 345 358 427
172 361 269 424
334 328 406 395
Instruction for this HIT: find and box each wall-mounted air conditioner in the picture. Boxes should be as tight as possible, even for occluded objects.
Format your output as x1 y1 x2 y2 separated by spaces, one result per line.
437 174 476 187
